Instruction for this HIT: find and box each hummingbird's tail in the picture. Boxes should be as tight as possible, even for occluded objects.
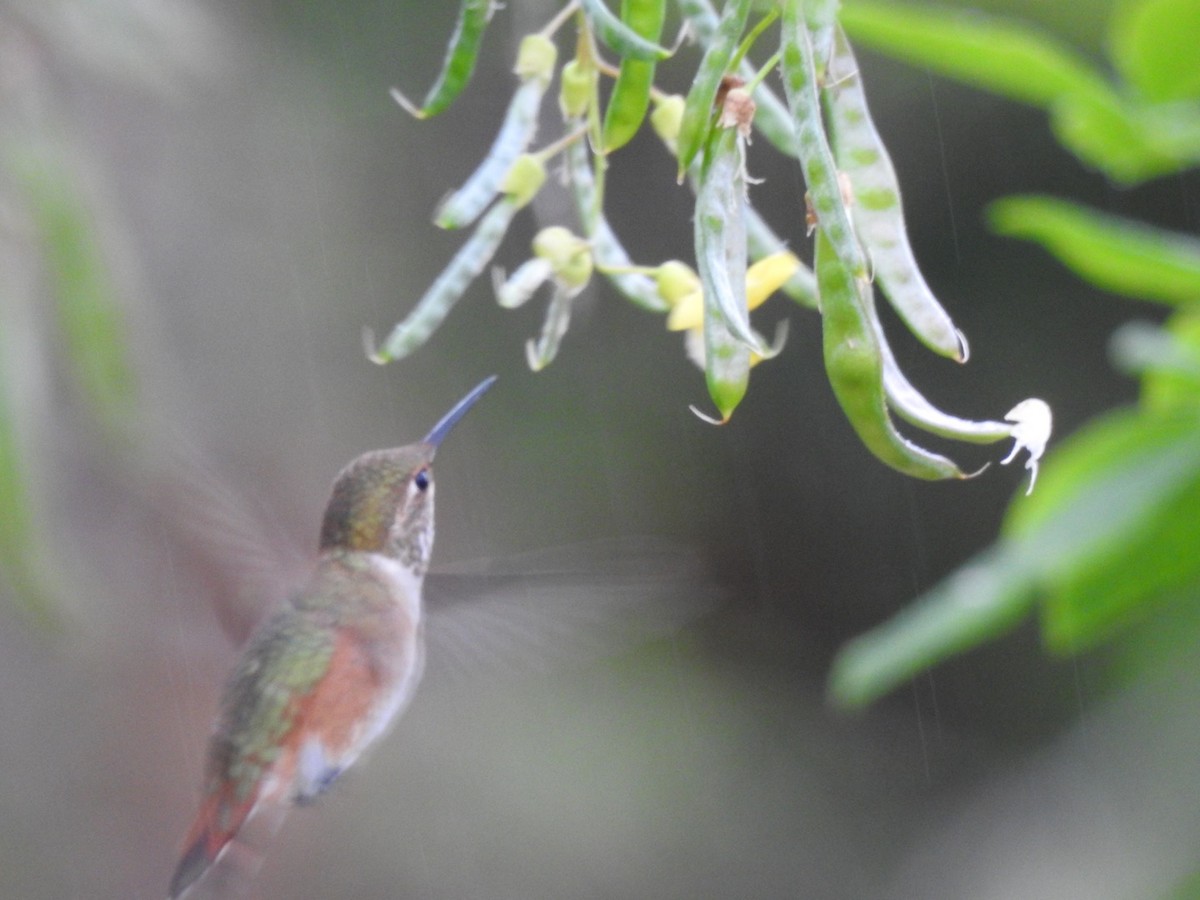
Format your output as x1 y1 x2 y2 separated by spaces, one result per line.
168 786 273 899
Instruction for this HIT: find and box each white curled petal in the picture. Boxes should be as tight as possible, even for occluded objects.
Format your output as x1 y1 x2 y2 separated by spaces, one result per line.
1001 398 1053 495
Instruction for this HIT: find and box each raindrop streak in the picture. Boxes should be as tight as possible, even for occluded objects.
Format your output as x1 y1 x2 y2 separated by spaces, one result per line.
925 73 962 267
903 482 938 784
912 678 932 786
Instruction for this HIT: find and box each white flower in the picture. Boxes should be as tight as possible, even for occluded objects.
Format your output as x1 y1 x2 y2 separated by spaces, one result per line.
1000 398 1053 495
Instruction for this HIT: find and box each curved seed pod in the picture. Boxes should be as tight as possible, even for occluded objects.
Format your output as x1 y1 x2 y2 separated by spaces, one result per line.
676 0 752 178
391 0 493 119
565 137 667 311
875 315 1009 445
825 26 967 361
369 195 522 363
816 226 968 480
803 0 840 79
602 0 668 153
694 126 759 422
434 34 557 230
780 1 868 280
697 294 751 424
695 127 766 355
525 281 578 371
675 0 799 157
493 258 553 309
580 0 670 61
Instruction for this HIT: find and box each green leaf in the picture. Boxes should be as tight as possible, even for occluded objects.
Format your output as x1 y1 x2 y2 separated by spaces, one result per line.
12 152 138 435
1049 91 1190 183
1109 0 1200 103
1007 409 1200 655
1109 315 1200 416
1004 407 1200 539
1133 313 1200 412
840 2 1197 182
0 364 60 629
989 196 1200 307
1001 407 1200 653
831 408 1200 706
839 2 1112 107
1040 459 1200 653
828 544 1037 709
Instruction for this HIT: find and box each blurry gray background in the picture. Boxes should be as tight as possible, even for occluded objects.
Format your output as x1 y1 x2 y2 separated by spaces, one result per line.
2 1 1199 898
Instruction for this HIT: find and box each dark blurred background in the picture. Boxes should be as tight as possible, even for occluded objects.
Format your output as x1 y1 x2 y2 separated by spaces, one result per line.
2 0 1198 897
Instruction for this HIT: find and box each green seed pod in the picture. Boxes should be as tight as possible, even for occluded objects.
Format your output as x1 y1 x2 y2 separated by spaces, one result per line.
392 0 492 119
677 0 752 178
370 196 523 362
580 0 671 61
815 226 965 480
601 0 668 153
825 26 966 360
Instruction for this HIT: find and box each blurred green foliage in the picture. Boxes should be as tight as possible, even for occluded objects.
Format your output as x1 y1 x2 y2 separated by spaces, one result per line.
831 0 1200 708
0 1 211 627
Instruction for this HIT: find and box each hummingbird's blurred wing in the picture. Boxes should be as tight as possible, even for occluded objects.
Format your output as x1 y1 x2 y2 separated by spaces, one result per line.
422 537 733 687
151 448 312 645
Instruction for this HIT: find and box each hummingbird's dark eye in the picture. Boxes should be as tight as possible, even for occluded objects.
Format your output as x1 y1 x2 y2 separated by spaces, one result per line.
413 467 430 491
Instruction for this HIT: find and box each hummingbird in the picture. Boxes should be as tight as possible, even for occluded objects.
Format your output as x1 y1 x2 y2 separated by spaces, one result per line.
167 375 496 899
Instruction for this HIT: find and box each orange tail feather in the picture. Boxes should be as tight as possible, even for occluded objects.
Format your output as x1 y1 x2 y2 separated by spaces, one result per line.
168 788 258 899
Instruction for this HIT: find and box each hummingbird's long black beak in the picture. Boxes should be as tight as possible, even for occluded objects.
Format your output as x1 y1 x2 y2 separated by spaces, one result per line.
423 375 497 449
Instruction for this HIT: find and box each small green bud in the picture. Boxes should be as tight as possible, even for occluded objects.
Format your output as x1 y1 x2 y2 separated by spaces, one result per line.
649 94 686 151
501 154 547 208
515 34 558 85
533 226 593 289
655 259 701 306
559 59 596 120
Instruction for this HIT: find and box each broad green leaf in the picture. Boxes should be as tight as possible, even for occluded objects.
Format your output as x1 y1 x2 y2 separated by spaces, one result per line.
1040 462 1200 652
839 2 1113 108
1008 410 1200 647
990 196 1200 307
1050 91 1193 183
1003 407 1200 538
832 409 1200 706
1109 0 1200 103
828 544 1037 709
840 2 1193 182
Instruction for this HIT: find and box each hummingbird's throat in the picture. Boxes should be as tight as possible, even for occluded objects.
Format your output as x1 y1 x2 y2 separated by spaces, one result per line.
390 495 434 576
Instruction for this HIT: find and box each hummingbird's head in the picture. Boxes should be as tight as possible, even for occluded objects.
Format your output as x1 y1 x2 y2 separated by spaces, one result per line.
318 444 438 573
316 377 496 575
